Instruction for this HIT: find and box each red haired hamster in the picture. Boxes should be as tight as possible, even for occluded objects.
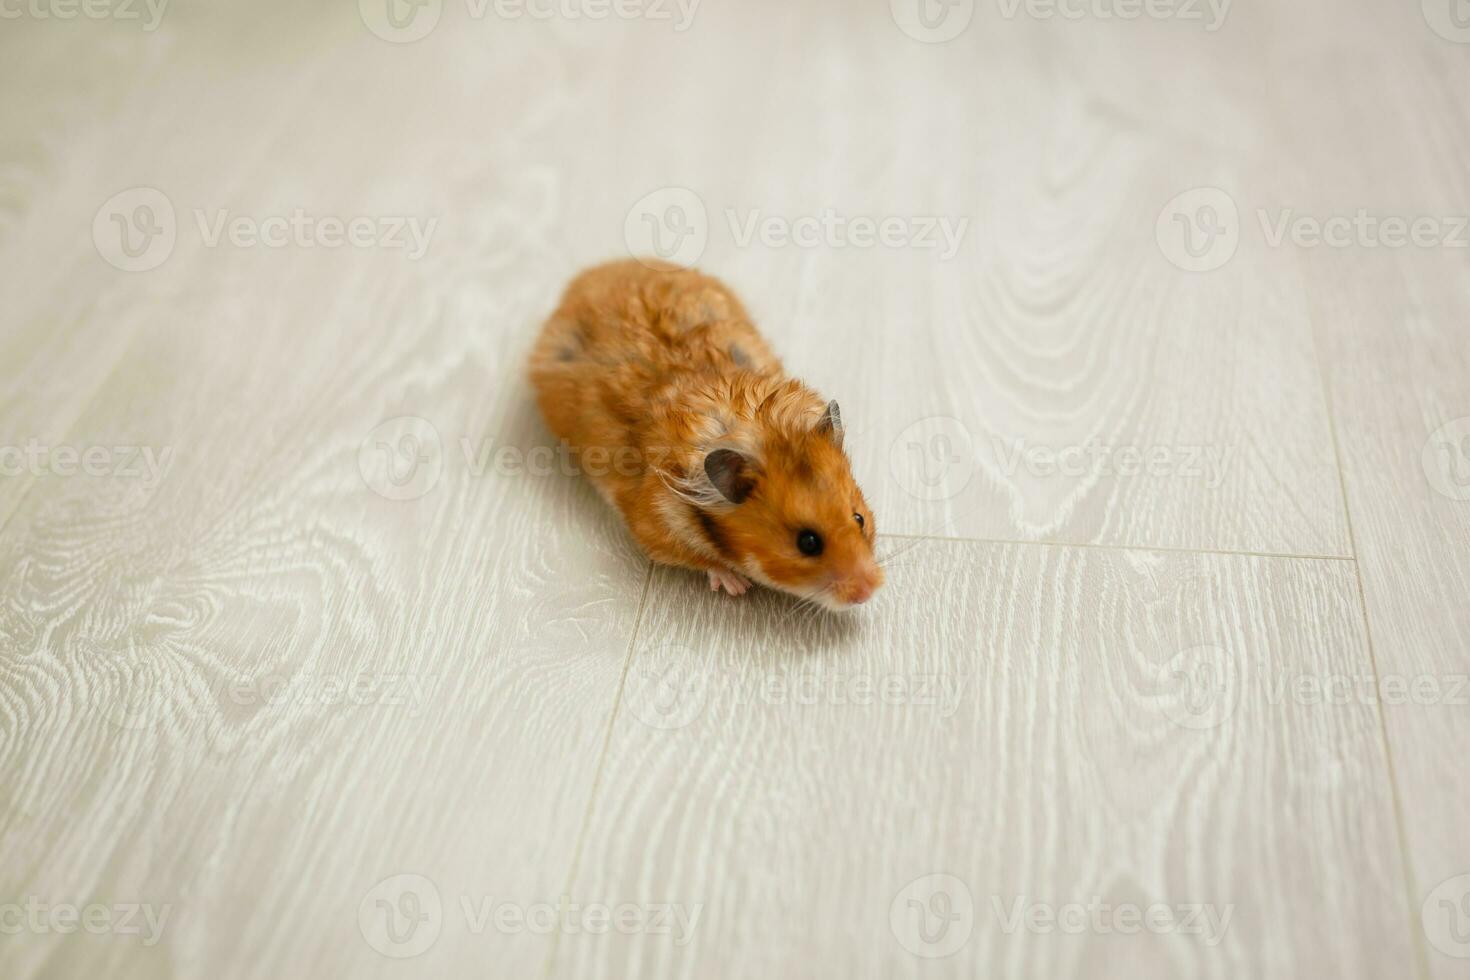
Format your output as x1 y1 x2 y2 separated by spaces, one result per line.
528 259 883 610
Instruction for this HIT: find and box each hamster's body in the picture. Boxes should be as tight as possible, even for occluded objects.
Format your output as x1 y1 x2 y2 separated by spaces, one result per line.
529 259 882 609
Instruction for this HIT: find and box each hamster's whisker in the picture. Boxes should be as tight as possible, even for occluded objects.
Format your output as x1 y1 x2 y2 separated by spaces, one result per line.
877 538 929 566
778 581 834 626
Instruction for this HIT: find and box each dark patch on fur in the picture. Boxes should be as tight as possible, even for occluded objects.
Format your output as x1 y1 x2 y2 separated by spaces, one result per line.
693 507 732 558
556 319 588 362
729 343 750 367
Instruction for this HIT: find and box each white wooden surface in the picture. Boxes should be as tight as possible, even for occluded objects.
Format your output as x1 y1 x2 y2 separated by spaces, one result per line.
1 0 1465 978
562 541 1408 980
1261 9 1470 978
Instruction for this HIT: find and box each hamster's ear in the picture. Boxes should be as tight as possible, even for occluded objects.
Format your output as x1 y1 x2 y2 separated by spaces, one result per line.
704 448 757 504
815 400 844 448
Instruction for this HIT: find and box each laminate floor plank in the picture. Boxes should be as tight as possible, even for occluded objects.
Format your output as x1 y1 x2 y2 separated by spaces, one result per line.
1228 5 1470 975
0 16 649 980
556 538 1409 980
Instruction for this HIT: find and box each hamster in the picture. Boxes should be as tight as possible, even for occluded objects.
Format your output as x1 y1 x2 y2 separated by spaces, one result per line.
528 259 883 610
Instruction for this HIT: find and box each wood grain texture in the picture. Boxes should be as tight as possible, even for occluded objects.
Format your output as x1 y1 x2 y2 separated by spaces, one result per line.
557 538 1408 979
0 0 1457 978
1228 5 1470 976
1308 251 1470 980
0 27 175 532
541 0 1351 556
0 15 648 979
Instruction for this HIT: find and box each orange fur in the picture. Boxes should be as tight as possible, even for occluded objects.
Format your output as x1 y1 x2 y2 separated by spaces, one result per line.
528 259 882 609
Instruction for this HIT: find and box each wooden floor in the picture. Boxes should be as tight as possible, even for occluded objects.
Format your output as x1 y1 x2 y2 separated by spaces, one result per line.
2 1 1468 977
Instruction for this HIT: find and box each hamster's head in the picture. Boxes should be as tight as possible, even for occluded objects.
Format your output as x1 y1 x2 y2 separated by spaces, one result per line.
696 400 882 611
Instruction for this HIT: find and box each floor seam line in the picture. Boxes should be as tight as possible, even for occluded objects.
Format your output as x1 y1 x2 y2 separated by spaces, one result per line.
877 531 1354 563
1300 256 1429 980
542 560 655 980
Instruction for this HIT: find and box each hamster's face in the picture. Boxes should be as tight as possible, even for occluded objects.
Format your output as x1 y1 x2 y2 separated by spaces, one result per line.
703 431 883 610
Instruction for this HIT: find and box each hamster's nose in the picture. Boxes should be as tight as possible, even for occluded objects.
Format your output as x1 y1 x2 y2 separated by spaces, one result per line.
843 563 883 605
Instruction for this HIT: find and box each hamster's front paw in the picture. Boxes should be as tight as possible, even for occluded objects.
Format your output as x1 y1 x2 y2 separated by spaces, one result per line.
707 567 751 596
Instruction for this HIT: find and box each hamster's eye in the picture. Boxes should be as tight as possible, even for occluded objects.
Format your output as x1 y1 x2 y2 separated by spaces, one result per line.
796 529 823 557
853 513 864 528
